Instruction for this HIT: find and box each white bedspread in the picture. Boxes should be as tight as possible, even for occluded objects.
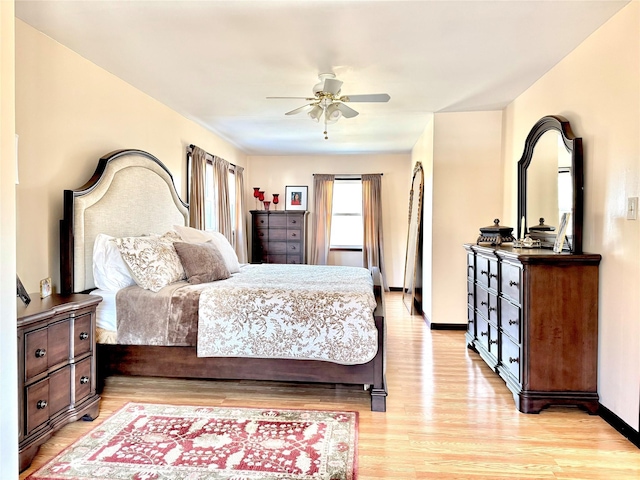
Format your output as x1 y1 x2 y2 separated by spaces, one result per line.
197 264 379 365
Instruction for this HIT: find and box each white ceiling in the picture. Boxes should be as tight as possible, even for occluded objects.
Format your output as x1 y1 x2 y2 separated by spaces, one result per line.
15 0 628 156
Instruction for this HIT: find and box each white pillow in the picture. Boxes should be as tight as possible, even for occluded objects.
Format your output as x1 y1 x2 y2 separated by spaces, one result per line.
115 231 186 292
173 225 240 273
93 234 136 292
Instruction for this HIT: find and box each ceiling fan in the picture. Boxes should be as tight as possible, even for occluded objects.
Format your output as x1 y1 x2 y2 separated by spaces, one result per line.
267 73 390 139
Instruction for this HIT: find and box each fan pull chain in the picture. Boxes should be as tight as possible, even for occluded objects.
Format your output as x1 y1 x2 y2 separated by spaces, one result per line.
324 110 329 140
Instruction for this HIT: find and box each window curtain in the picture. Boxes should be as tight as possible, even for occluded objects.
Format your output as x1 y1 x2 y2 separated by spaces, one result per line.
213 156 232 242
362 174 388 291
310 174 335 265
233 165 248 263
188 146 207 229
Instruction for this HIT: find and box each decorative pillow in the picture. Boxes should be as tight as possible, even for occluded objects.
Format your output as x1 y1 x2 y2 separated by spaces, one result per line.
115 231 186 292
173 241 231 284
93 233 136 292
173 225 241 273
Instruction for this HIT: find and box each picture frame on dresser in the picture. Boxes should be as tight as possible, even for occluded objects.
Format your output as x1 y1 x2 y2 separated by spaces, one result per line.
285 185 308 211
17 275 30 305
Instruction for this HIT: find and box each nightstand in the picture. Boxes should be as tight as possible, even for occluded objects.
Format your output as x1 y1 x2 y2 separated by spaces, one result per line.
17 293 102 471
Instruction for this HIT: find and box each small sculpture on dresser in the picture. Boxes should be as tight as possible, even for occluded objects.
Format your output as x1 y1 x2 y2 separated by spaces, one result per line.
476 219 514 246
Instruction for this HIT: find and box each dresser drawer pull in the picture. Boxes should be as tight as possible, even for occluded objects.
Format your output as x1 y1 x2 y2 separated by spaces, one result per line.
291 220 297 224
480 270 488 276
509 280 519 287
467 292 473 297
80 376 89 384
489 273 498 279
508 319 519 326
260 219 265 224
480 331 488 337
79 332 89 340
291 233 297 237
480 301 488 306
489 339 498 345
36 400 47 409
259 232 265 237
489 306 497 312
468 265 474 271
509 357 519 364
35 348 46 358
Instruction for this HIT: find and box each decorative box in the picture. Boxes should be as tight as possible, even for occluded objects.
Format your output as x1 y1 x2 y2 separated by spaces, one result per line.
477 218 514 246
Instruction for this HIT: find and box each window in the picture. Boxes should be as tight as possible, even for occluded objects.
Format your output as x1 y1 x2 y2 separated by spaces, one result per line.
204 162 236 237
330 179 363 249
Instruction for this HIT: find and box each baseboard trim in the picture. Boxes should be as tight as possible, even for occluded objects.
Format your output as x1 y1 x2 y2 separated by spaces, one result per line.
598 403 640 448
388 287 402 292
429 323 468 331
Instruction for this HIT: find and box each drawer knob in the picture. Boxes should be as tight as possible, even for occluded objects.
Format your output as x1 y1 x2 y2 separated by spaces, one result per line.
480 301 488 306
291 233 296 237
509 357 519 364
509 280 519 287
467 292 473 297
480 270 488 276
36 400 47 409
480 331 488 337
489 273 498 279
489 306 497 312
35 348 46 358
489 339 498 345
79 332 89 340
468 265 474 271
291 220 297 224
80 376 89 384
260 220 265 224
508 319 519 326
468 319 474 324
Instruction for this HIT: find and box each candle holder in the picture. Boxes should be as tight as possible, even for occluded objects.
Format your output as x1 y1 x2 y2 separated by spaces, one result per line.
272 193 280 210
263 201 271 211
253 187 261 210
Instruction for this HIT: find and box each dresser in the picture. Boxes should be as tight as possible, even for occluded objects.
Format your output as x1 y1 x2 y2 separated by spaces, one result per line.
18 293 102 471
465 244 601 414
251 210 308 264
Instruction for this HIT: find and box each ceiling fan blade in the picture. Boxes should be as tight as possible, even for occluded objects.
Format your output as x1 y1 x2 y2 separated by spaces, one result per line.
267 96 316 100
336 103 359 118
340 93 390 103
323 78 343 95
285 104 313 115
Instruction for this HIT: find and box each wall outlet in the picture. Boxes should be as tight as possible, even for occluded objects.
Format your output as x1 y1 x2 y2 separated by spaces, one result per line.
627 197 638 220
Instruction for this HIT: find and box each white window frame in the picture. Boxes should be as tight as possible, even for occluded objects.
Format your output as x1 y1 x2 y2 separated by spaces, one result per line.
330 179 363 250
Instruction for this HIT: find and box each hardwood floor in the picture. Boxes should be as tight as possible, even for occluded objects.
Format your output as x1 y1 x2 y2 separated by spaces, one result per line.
19 292 640 479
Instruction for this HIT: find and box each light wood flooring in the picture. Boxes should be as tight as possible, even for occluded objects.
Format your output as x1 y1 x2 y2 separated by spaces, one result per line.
19 292 640 479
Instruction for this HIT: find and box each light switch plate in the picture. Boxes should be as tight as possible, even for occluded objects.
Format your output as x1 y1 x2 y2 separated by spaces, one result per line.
627 197 638 220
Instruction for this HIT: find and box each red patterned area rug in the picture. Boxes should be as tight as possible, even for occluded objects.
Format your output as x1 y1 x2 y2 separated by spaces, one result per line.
27 402 358 480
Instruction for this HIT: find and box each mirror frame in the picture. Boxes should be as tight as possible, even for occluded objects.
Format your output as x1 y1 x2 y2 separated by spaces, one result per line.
517 115 584 254
402 162 424 314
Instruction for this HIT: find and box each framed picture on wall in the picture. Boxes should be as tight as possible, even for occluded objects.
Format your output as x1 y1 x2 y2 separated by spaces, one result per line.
285 185 308 211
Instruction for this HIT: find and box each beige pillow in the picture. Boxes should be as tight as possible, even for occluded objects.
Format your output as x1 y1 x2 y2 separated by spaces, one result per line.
173 225 240 273
115 231 185 292
173 241 230 284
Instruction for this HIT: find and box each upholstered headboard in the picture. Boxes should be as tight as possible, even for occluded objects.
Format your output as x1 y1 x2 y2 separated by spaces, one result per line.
60 149 189 294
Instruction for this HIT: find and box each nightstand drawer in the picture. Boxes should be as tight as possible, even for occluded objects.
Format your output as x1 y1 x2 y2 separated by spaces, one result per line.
75 358 92 402
49 365 71 417
26 378 49 434
74 314 92 357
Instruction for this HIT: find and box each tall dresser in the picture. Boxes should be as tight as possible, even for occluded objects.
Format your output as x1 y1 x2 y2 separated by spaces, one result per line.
465 244 601 414
18 293 102 471
251 210 308 264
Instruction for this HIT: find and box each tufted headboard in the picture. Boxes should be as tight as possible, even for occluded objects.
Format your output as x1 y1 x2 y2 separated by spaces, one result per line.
60 149 189 294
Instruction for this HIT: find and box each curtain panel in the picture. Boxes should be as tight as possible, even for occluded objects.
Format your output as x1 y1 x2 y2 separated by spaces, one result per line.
310 174 335 265
213 156 232 242
362 174 388 291
188 146 207 229
233 165 248 263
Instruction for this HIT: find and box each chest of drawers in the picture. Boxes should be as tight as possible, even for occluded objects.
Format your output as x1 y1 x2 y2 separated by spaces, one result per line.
18 293 102 471
251 210 308 264
465 244 601 414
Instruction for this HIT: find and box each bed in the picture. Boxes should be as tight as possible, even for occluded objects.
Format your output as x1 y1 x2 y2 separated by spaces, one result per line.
60 149 387 411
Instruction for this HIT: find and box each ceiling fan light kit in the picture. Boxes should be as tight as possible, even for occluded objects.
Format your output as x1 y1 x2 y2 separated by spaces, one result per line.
268 72 390 139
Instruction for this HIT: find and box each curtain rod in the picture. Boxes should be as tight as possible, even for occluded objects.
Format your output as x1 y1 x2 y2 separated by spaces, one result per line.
188 144 236 168
313 173 383 177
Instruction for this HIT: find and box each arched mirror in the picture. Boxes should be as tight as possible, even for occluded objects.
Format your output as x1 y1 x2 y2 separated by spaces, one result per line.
517 115 583 254
402 162 424 314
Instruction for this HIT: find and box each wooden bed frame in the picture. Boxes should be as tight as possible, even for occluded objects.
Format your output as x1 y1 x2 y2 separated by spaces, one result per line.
60 149 387 412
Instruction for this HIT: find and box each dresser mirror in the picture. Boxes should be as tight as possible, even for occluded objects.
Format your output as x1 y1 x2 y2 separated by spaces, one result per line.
517 115 583 254
402 162 424 314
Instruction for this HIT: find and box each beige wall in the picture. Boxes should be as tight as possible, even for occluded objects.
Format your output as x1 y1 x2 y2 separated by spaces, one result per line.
1 1 19 475
245 154 412 288
503 2 640 429
15 20 246 293
431 111 503 325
